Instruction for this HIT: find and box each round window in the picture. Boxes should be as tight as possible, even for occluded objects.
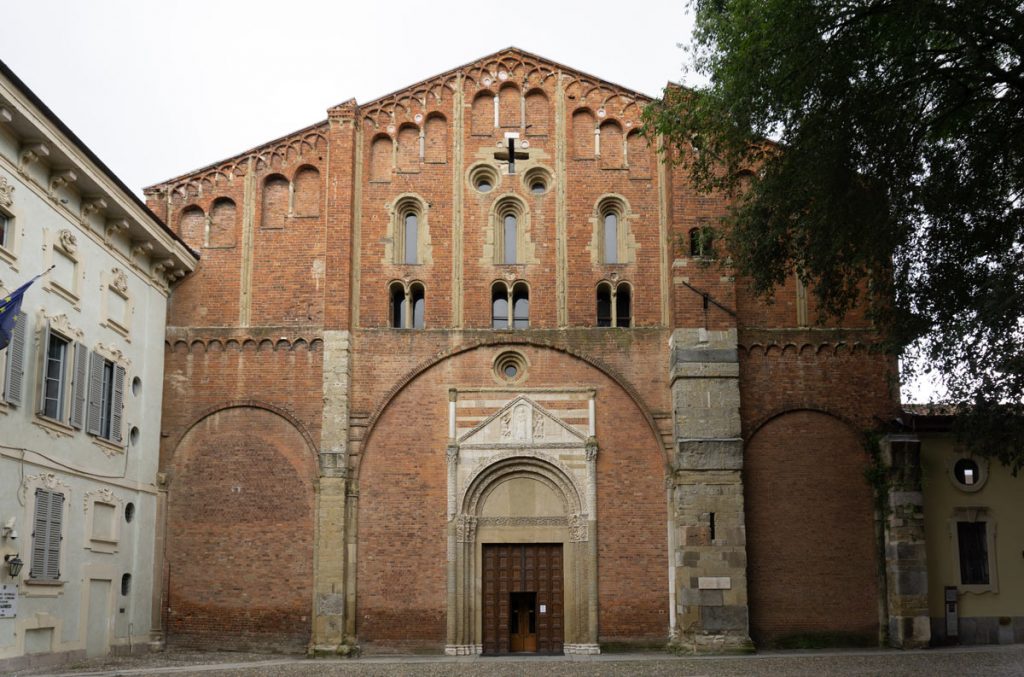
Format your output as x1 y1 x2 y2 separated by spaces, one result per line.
469 164 500 194
124 502 135 523
948 455 988 492
494 351 527 383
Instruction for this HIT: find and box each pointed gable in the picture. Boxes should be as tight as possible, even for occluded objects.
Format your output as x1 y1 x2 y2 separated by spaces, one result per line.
459 395 588 447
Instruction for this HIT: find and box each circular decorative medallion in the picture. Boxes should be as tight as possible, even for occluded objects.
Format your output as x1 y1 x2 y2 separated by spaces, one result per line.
414 113 424 123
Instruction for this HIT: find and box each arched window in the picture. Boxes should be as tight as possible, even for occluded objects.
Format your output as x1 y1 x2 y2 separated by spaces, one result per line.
503 214 517 265
627 130 650 177
596 282 612 327
261 174 289 230
492 283 509 329
690 225 715 258
512 283 529 328
403 212 419 264
389 281 426 329
392 197 426 265
390 282 405 328
411 283 425 329
596 281 632 327
492 282 529 329
603 212 619 264
179 205 205 245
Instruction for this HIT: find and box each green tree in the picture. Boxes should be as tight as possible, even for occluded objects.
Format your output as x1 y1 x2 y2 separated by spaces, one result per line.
644 0 1024 470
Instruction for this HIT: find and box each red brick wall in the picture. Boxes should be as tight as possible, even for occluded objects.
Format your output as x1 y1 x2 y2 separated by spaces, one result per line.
744 410 879 645
355 345 667 649
166 406 317 651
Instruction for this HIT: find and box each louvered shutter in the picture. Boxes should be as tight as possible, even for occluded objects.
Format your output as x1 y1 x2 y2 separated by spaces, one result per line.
45 491 63 580
30 489 49 579
85 351 104 435
37 321 51 415
69 342 88 429
2 311 25 405
110 365 125 443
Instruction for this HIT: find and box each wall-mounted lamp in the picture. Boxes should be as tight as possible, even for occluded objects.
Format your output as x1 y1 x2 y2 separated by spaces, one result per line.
4 554 23 578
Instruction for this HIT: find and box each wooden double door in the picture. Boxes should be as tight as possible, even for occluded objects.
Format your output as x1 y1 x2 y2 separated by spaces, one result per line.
482 544 564 654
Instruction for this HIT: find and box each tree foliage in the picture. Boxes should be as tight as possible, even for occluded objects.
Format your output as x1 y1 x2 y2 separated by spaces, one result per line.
644 0 1024 470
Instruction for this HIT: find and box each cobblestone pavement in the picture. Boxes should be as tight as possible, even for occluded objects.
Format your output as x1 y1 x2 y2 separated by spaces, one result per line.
12 645 1024 677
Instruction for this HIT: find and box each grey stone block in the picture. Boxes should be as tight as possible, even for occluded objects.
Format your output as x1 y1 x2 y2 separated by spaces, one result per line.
700 605 748 632
676 439 744 470
673 347 738 365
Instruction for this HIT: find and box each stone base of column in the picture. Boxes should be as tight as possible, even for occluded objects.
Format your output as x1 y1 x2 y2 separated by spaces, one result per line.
668 631 754 654
563 643 601 655
309 642 360 658
444 644 483 656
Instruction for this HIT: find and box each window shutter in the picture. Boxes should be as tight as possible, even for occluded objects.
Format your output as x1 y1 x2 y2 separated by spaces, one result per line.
86 351 103 435
45 491 63 580
111 365 125 443
30 488 50 579
3 311 26 405
69 342 88 429
37 321 52 415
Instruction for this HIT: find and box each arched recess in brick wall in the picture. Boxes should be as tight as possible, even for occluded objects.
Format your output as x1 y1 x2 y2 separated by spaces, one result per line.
424 114 447 164
370 134 393 181
472 91 494 135
572 109 595 158
292 165 321 217
600 120 624 168
499 83 520 128
744 409 879 647
397 124 420 172
354 343 667 650
209 197 237 248
525 89 549 136
627 130 650 177
178 205 205 246
165 405 317 651
261 174 289 229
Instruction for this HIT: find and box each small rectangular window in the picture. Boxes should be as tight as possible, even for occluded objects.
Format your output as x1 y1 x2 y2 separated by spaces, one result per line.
0 212 9 249
957 521 990 585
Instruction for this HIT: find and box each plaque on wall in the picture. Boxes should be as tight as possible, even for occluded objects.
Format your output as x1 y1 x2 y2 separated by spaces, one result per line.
0 584 16 618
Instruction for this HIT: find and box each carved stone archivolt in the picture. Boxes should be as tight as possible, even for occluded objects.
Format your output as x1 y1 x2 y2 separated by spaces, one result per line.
455 515 478 543
47 312 84 340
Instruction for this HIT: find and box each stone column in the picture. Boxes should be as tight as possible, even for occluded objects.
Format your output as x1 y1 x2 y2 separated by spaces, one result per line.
668 328 752 653
881 434 930 648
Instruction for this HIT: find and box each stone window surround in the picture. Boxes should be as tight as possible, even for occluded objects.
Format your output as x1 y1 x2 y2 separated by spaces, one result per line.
100 267 132 339
83 488 123 554
0 175 19 267
949 506 999 595
590 194 637 266
19 472 71 593
384 193 432 266
43 228 82 309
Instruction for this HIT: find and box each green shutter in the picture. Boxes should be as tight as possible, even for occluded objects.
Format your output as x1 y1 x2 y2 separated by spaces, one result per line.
86 351 103 436
3 311 25 405
69 342 88 429
110 365 125 443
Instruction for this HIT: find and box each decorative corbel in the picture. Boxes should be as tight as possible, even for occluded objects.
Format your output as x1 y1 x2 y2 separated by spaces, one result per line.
48 168 78 198
131 241 153 259
0 107 12 124
0 175 13 209
19 141 50 172
105 218 130 242
171 269 186 280
151 258 175 280
81 197 108 221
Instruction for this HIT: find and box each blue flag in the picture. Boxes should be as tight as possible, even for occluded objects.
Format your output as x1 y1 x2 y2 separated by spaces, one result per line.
0 277 38 351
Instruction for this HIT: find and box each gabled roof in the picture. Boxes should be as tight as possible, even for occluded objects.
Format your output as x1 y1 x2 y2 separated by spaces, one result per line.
147 47 654 191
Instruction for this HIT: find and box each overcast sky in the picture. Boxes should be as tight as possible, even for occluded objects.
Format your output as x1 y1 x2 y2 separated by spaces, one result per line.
2 0 696 192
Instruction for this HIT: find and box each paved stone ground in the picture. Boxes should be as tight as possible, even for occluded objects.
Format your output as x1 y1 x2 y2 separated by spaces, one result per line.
11 645 1024 677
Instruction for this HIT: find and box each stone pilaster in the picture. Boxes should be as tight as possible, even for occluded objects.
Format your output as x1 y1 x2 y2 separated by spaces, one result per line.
312 330 352 652
668 328 752 653
881 434 930 648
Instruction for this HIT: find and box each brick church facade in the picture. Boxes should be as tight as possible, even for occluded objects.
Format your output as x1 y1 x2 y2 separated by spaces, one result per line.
143 49 927 654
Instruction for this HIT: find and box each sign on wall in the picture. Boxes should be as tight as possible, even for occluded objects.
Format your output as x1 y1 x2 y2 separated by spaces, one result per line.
0 584 16 618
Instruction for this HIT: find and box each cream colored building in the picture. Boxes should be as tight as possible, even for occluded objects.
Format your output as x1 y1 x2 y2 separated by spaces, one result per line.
0 60 196 672
911 409 1024 645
